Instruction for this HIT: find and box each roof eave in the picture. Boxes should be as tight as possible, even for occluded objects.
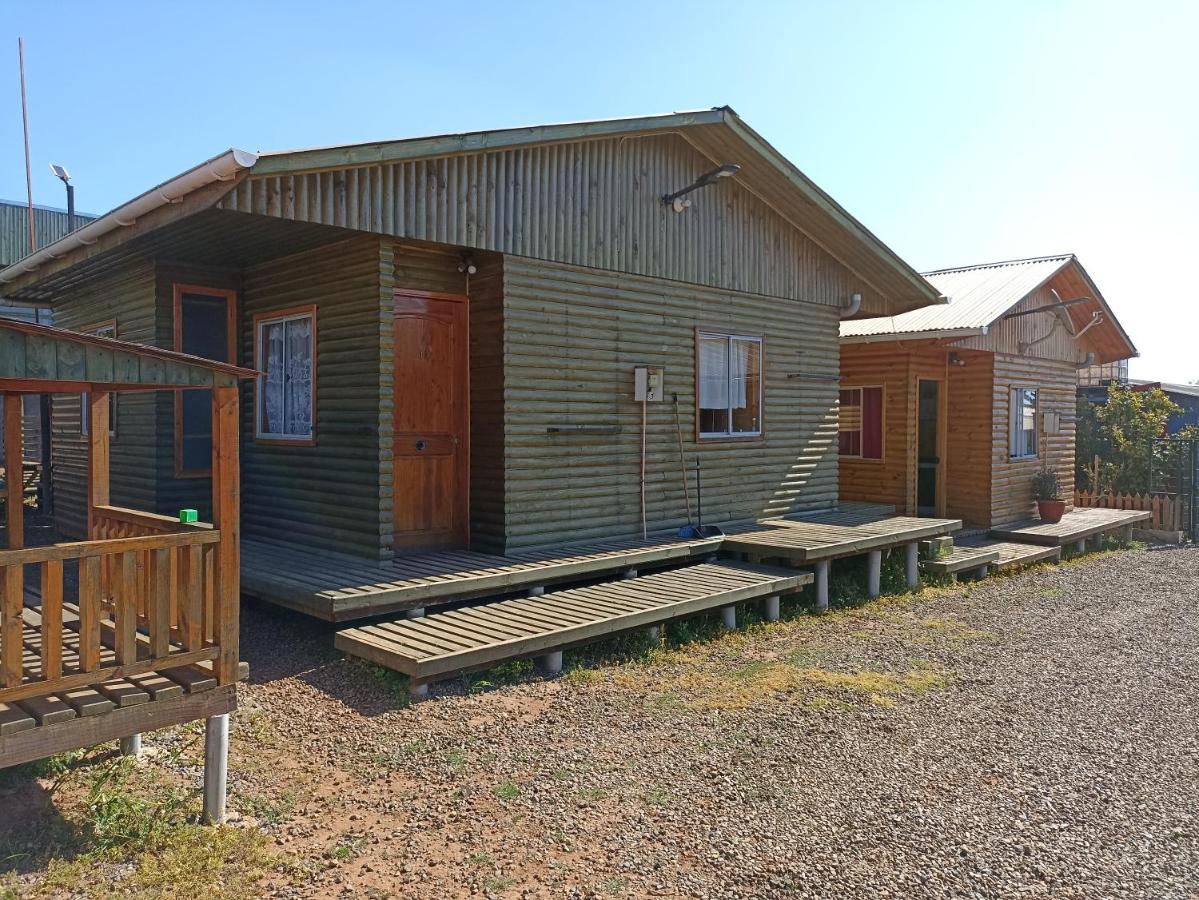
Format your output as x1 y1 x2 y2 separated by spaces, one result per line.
840 326 987 345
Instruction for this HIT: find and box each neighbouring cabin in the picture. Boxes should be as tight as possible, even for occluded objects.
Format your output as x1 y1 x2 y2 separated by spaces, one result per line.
0 318 252 822
839 254 1138 528
0 107 946 618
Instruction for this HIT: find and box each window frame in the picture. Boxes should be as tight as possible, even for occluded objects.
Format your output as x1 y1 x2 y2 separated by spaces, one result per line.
838 384 885 461
80 320 118 440
253 304 318 446
694 329 765 442
1008 386 1040 459
172 284 238 478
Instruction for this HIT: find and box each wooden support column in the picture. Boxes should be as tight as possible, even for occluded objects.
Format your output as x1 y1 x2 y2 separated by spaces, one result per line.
905 542 919 589
866 550 882 599
814 560 830 612
210 386 240 686
4 394 24 549
86 391 111 540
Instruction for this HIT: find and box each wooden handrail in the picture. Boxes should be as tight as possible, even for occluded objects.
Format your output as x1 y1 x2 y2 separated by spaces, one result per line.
0 529 219 567
91 504 213 533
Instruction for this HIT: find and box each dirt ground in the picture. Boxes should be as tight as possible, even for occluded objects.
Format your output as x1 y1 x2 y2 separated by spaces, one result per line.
2 543 1197 899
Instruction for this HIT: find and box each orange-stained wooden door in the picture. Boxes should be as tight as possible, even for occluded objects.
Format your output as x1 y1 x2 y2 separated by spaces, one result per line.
393 292 469 549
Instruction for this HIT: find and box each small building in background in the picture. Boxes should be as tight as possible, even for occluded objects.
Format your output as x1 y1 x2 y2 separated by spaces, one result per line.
1080 378 1199 436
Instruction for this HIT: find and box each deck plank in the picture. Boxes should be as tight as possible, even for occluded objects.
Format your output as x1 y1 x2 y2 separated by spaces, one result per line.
988 508 1149 546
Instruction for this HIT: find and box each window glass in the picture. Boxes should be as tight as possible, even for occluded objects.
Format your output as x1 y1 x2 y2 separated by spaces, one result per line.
257 310 315 440
1010 387 1038 457
698 333 762 437
839 386 882 459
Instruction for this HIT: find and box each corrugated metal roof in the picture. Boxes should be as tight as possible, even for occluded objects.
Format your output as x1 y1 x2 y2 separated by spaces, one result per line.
841 254 1072 338
0 199 97 267
1130 379 1199 399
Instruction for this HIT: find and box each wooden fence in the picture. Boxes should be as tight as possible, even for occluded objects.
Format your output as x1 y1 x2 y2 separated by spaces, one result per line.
1074 490 1184 531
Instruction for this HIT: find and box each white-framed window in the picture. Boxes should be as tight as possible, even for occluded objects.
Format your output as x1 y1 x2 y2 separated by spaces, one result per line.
697 331 763 438
81 322 117 438
254 306 316 443
1009 387 1038 458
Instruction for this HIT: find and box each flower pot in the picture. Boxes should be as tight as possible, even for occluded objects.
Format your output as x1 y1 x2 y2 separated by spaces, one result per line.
1037 499 1066 523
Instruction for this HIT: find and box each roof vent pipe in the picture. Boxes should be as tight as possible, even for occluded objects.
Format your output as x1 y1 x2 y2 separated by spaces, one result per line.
1076 351 1096 370
840 292 862 318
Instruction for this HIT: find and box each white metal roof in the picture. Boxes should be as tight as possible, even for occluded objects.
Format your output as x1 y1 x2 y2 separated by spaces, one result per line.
840 254 1073 339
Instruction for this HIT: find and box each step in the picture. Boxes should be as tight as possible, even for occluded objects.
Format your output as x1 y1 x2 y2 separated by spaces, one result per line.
919 536 956 558
921 545 1000 576
335 562 812 688
955 538 1061 571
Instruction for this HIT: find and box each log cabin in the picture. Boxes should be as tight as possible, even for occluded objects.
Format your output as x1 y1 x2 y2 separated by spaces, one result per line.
839 254 1137 528
0 108 953 623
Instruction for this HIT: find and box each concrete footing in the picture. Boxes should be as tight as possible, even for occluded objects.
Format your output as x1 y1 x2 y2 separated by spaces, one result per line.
620 568 638 580
119 733 142 757
202 714 229 825
763 594 780 622
1074 539 1087 555
815 560 830 612
646 625 661 643
974 564 990 579
539 650 564 676
867 550 883 599
905 542 919 589
527 586 545 598
409 681 429 702
721 605 736 630
405 607 426 619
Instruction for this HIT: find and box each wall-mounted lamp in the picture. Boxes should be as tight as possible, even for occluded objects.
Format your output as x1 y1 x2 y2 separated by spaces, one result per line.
948 352 966 367
662 163 741 213
457 254 477 275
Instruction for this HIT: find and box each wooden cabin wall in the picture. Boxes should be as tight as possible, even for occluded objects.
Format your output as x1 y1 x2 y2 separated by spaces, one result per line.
218 133 882 314
239 237 390 558
466 255 506 553
837 343 912 512
49 259 158 538
154 261 241 522
990 354 1077 526
943 350 994 526
498 255 840 551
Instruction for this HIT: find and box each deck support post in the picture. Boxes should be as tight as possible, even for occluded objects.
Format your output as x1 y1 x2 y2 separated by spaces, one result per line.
1074 539 1087 555
720 605 736 630
904 542 919 589
866 550 882 599
119 733 142 757
646 625 661 643
815 561 830 612
974 565 989 580
621 568 638 580
763 595 780 622
526 586 545 598
409 680 429 702
538 650 563 676
405 607 426 618
202 713 229 825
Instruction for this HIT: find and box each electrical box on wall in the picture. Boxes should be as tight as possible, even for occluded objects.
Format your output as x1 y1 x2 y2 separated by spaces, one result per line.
633 366 664 402
1043 411 1061 434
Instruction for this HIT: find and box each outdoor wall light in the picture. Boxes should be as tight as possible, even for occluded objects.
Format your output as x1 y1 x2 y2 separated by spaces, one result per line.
662 163 741 213
457 254 477 275
948 352 966 367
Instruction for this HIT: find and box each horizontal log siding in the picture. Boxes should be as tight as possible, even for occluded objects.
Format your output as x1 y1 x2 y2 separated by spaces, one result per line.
219 134 878 312
944 350 994 527
239 237 389 558
49 260 157 537
466 256 505 553
837 344 913 512
990 354 1076 526
500 256 839 551
154 262 241 521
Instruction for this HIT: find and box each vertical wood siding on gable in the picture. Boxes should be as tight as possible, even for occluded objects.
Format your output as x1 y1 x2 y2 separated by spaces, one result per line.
49 260 157 538
990 354 1076 526
499 255 840 551
219 134 880 311
955 281 1091 364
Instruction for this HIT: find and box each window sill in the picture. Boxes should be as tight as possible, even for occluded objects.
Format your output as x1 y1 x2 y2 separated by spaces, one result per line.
698 434 764 444
255 436 316 447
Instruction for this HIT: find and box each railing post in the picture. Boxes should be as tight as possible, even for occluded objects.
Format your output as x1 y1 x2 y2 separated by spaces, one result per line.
1 563 22 688
87 391 111 540
4 394 23 550
211 386 240 686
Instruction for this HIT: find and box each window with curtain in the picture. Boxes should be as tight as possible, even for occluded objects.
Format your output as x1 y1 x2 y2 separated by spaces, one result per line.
697 332 763 438
1009 387 1038 458
255 307 315 442
81 322 117 439
838 386 883 459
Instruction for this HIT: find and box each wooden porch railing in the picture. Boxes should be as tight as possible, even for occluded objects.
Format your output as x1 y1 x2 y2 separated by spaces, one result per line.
0 524 223 705
1073 490 1183 531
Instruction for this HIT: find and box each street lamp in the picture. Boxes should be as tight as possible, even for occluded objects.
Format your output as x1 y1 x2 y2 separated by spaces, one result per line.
49 163 74 231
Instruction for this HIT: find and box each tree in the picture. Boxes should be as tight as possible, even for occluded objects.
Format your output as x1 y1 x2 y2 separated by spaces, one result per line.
1077 384 1195 494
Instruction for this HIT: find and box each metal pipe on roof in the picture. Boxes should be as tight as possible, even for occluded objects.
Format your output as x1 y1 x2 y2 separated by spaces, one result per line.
0 148 257 284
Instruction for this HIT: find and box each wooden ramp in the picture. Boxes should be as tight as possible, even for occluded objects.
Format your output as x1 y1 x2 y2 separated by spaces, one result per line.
243 534 722 622
335 562 810 688
723 507 961 564
989 508 1150 547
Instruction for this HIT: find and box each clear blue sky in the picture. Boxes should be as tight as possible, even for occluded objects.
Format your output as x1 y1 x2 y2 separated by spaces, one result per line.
3 0 1196 381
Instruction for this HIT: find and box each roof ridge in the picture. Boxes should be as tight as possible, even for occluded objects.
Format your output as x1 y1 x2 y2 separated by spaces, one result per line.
921 253 1074 277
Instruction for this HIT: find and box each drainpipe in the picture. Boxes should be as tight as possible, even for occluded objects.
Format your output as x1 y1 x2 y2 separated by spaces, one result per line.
840 292 863 318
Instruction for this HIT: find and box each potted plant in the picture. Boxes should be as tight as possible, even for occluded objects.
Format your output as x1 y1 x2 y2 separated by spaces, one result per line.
1032 467 1066 523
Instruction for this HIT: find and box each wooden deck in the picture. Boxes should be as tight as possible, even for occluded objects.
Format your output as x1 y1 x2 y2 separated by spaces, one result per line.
335 562 810 686
243 534 723 622
954 537 1062 571
921 545 1000 577
988 508 1150 547
722 506 961 564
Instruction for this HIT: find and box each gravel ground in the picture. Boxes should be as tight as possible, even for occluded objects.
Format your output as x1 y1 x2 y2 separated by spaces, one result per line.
6 544 1198 898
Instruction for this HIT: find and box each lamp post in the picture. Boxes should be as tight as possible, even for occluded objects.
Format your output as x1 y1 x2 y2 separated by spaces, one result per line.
49 163 74 231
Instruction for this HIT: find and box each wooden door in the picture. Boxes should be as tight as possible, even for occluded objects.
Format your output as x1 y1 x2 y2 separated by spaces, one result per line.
393 292 469 549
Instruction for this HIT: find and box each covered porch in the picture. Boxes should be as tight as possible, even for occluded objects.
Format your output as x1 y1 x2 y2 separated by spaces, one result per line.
0 318 253 824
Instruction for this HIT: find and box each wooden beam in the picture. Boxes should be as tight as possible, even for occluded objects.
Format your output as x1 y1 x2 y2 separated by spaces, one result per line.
86 391 110 539
210 386 240 685
4 394 23 550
